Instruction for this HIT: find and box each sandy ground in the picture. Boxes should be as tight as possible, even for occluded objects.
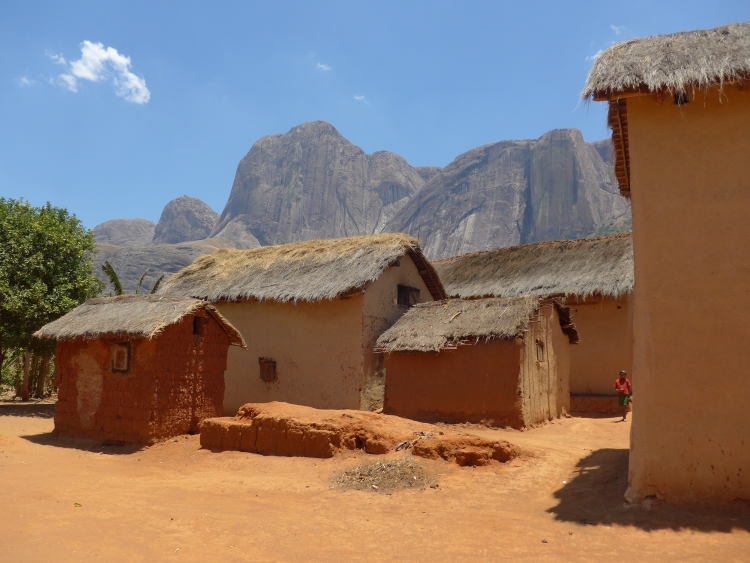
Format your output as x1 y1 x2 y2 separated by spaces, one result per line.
1 402 749 563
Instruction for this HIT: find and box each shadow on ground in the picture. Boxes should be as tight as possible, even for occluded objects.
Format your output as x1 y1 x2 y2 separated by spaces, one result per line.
548 448 750 533
21 432 145 455
0 403 55 419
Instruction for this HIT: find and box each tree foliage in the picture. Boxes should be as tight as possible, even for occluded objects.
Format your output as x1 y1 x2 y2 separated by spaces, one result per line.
0 199 103 352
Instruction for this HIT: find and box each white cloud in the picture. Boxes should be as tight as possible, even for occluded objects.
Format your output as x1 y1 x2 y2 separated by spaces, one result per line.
46 51 67 65
586 49 604 61
17 76 39 87
610 24 624 35
316 63 331 71
354 94 366 102
55 41 150 104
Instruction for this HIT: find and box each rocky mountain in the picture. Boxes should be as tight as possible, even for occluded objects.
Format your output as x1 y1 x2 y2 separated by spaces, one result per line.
152 196 220 244
213 121 425 247
386 129 628 258
92 219 156 247
92 121 629 290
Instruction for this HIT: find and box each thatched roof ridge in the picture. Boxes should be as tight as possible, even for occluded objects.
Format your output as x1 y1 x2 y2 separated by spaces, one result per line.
158 233 446 303
376 297 578 353
34 295 245 347
583 22 750 100
433 234 633 300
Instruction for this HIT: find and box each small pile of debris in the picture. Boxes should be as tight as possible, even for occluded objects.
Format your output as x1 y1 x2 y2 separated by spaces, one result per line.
333 457 437 493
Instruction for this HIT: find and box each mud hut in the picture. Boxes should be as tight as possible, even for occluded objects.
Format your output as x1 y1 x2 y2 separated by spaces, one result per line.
376 296 579 428
583 21 750 504
159 233 446 413
34 295 245 444
434 234 634 413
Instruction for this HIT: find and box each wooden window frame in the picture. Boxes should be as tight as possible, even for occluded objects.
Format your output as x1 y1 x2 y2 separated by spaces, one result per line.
111 342 131 374
397 285 420 308
259 357 277 382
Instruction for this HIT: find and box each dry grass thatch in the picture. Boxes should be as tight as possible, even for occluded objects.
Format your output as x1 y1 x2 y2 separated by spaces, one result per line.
34 295 245 347
376 296 577 353
583 22 750 100
433 234 633 300
158 233 446 303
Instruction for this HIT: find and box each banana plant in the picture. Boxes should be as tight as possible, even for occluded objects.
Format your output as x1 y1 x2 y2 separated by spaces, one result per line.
103 262 164 296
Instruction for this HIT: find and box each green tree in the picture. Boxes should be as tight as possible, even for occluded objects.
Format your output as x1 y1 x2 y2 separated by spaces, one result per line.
0 199 103 400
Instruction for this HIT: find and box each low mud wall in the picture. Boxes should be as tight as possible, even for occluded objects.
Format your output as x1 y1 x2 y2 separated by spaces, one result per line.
200 402 520 466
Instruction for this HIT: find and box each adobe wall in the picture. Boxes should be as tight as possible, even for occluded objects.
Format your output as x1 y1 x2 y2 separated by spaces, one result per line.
626 84 750 503
519 303 570 425
215 297 364 414
568 295 632 395
360 254 434 410
382 338 526 428
54 313 228 444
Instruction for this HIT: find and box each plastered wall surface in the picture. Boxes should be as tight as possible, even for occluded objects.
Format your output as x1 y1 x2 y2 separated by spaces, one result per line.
382 339 525 427
215 297 364 414
520 303 570 425
626 84 750 503
54 313 228 444
360 255 434 409
568 295 632 395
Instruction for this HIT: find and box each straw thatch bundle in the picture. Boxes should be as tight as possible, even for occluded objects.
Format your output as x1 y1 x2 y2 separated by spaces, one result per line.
34 295 245 346
583 22 750 100
158 233 445 303
376 296 577 353
434 234 633 300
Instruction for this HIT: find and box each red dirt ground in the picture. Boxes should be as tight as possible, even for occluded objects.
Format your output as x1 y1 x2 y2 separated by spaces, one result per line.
1 401 749 562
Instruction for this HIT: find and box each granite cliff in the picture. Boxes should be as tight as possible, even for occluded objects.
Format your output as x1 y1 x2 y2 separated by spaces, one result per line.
213 121 424 247
386 129 628 258
93 121 629 289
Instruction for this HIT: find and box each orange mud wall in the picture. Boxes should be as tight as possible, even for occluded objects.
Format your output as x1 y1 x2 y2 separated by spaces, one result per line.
383 303 570 428
53 312 228 444
568 295 632 395
626 84 750 503
215 254 433 414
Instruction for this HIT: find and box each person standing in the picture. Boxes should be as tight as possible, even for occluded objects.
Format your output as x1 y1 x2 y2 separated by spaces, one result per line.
615 370 632 421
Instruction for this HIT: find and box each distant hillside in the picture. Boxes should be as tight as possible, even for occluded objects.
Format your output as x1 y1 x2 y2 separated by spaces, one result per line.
92 122 628 289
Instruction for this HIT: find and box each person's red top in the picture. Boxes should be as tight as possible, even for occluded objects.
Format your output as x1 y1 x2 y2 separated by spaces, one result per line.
615 378 631 395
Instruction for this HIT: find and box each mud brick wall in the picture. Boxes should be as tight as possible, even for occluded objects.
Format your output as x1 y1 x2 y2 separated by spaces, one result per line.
54 312 229 444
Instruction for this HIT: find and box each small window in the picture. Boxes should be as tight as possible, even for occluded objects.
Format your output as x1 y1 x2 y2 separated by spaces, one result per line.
397 285 420 307
111 342 131 373
193 315 208 336
536 340 545 363
259 357 277 382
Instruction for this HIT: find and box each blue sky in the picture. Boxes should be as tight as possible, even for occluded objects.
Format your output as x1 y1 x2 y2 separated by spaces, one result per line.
2 1 748 229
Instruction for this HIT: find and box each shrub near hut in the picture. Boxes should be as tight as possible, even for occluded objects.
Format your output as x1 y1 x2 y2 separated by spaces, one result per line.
35 295 245 444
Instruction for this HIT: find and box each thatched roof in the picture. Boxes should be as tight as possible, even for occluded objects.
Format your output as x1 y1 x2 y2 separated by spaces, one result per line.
158 233 446 303
34 295 245 347
433 234 633 300
583 22 750 101
376 297 578 353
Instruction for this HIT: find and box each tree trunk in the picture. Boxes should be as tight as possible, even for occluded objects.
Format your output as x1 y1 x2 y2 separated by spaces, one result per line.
34 355 50 398
21 349 31 402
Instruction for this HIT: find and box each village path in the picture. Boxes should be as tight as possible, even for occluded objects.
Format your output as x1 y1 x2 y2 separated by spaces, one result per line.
0 402 748 563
